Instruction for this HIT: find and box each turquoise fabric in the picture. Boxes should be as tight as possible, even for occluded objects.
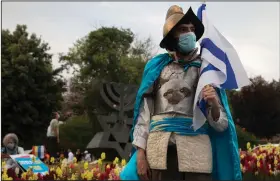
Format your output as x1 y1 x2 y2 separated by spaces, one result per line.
149 117 208 135
120 53 242 180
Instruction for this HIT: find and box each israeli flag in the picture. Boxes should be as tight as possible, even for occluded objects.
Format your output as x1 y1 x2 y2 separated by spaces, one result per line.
193 3 251 130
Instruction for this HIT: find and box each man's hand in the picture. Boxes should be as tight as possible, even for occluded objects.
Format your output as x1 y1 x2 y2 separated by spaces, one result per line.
137 148 151 180
202 85 219 107
202 85 220 121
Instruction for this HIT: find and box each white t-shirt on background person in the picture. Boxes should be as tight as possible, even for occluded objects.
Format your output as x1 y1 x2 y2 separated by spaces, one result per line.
47 119 59 137
68 151 74 163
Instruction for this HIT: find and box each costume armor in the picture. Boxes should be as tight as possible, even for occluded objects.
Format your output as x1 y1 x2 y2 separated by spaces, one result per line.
132 58 229 173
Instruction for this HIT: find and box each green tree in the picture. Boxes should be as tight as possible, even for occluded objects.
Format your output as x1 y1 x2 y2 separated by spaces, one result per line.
59 115 94 151
60 26 154 85
58 27 155 147
228 76 280 138
1 25 66 148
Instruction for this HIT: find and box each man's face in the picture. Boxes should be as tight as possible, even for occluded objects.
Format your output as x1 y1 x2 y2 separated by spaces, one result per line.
173 23 195 39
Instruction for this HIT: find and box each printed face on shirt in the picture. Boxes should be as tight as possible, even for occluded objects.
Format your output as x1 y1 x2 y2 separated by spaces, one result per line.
173 23 195 39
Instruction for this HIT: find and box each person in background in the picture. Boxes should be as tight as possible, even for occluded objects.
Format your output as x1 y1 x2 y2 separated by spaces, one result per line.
1 133 25 170
55 152 60 163
46 112 60 157
1 133 24 155
75 149 82 162
84 150 92 162
67 149 74 163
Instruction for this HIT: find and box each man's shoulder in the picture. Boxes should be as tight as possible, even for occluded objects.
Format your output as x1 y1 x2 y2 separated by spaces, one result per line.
146 53 170 64
51 119 59 124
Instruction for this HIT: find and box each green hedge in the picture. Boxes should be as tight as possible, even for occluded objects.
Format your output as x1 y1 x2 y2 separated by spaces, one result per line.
59 116 261 152
59 115 94 151
236 124 259 150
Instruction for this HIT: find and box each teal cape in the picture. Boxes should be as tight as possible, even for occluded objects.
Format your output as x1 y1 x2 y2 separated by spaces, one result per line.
120 53 242 180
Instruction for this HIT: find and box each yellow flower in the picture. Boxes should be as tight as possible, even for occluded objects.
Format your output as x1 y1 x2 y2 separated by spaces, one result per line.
56 166 63 177
84 161 89 170
274 158 278 165
114 168 120 175
31 173 38 180
252 153 257 158
2 172 9 180
50 157 55 163
121 159 127 167
85 171 93 180
2 161 6 168
101 152 106 160
114 157 119 164
21 172 27 179
70 173 76 180
257 161 261 168
73 157 77 163
81 172 85 179
247 142 251 150
98 158 103 165
106 164 111 169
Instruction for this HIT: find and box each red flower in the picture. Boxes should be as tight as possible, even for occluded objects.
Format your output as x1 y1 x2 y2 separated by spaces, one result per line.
99 173 105 180
69 163 74 169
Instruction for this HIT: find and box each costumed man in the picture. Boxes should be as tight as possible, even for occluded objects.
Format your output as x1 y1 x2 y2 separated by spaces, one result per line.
120 5 241 181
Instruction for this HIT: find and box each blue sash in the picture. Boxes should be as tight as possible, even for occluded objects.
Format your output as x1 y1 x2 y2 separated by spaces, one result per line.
149 117 208 135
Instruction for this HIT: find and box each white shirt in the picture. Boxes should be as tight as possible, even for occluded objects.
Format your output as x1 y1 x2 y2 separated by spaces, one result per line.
68 152 74 163
84 153 91 162
47 119 59 137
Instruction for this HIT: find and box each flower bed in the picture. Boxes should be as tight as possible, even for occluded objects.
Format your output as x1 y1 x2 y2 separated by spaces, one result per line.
1 153 126 180
241 142 280 181
3 145 280 180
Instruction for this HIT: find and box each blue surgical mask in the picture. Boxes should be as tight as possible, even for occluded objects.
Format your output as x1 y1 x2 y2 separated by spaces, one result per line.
7 142 15 150
177 32 196 54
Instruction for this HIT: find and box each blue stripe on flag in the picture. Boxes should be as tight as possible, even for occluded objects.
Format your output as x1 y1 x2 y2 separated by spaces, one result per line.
197 3 206 21
200 38 238 89
38 146 41 159
200 63 220 75
197 99 208 117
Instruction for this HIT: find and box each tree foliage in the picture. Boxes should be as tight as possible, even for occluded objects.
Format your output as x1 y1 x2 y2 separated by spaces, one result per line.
1 25 66 148
59 27 156 144
59 115 94 151
228 76 280 138
60 26 154 85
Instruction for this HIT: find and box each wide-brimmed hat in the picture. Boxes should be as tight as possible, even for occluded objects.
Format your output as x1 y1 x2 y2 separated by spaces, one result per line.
160 5 204 50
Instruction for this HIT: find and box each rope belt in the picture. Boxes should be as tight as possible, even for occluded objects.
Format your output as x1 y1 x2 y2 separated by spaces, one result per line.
149 117 208 136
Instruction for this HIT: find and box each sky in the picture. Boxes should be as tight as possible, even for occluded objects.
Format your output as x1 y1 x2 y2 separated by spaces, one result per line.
2 2 280 81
